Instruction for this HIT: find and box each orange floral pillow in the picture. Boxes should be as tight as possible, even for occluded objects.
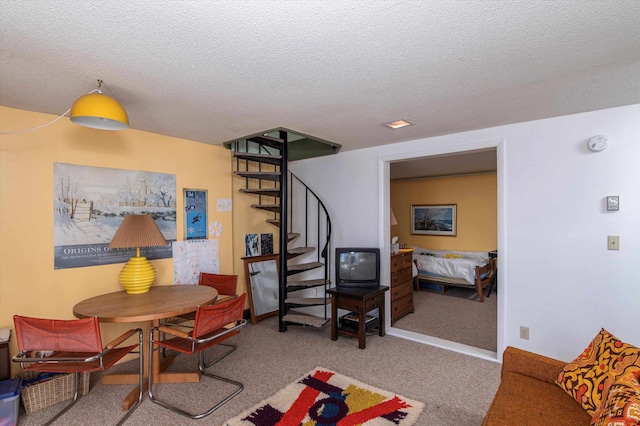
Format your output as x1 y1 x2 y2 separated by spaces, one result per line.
591 370 640 426
556 329 640 416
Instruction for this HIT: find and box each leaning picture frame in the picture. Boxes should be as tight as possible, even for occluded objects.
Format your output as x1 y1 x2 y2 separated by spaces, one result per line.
184 189 207 239
411 204 457 236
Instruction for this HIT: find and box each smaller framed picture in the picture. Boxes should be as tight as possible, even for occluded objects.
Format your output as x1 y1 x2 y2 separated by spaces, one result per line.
184 189 207 240
260 233 274 255
411 204 457 236
244 234 259 256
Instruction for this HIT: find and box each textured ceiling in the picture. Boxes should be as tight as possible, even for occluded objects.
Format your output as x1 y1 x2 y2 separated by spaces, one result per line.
1 1 639 157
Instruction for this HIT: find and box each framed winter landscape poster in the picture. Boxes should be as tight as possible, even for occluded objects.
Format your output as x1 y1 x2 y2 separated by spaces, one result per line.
53 163 177 269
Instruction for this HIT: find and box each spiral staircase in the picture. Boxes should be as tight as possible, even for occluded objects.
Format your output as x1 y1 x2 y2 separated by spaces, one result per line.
229 130 338 331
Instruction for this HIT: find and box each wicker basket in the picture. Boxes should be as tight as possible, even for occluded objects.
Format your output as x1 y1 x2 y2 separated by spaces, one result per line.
20 371 90 414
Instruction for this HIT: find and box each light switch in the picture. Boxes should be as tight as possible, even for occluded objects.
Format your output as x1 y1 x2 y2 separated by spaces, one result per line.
608 236 620 250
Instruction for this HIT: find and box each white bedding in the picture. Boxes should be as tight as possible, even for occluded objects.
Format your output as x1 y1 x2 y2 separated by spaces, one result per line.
412 247 489 285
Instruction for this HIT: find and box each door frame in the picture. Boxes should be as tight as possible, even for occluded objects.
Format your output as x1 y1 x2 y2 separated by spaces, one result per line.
378 138 505 362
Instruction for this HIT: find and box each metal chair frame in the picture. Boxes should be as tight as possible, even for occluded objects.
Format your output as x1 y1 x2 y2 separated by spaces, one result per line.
161 273 239 362
148 295 247 419
13 316 143 426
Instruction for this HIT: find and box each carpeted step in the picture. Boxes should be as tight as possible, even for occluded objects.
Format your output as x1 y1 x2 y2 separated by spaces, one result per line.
287 262 324 275
287 278 329 291
283 312 329 328
287 246 314 258
288 233 300 241
285 296 330 306
234 171 281 181
240 187 280 197
233 152 282 165
251 203 280 213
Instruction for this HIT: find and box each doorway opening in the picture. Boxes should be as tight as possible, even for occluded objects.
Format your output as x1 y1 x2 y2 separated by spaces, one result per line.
380 140 504 362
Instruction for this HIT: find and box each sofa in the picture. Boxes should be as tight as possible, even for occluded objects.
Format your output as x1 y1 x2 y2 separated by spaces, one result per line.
482 346 591 425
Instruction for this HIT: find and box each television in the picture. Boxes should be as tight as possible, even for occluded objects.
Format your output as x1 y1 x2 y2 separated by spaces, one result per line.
335 247 380 289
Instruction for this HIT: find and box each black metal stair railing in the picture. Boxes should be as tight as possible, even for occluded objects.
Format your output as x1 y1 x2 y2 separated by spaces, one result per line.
231 135 332 332
282 171 332 329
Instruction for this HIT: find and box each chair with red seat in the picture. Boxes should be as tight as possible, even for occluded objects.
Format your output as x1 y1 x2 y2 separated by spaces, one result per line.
163 273 239 365
12 315 143 426
148 293 247 419
198 272 238 299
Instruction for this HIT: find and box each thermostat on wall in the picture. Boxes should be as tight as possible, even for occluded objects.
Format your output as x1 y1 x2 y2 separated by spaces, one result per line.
607 196 619 211
587 135 608 152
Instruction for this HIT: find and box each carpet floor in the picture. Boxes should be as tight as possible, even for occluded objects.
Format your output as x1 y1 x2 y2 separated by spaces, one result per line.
393 287 497 352
16 316 501 425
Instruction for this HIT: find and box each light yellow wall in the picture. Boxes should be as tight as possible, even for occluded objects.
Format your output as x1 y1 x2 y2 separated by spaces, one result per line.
0 106 234 373
390 173 497 251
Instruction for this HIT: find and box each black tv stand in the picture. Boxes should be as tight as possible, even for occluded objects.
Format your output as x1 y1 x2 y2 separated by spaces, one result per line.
327 286 389 349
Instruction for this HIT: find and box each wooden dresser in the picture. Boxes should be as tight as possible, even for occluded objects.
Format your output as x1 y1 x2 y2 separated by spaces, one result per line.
390 251 414 325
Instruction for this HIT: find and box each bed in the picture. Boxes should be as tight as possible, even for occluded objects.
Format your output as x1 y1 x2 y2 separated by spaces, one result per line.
412 248 495 302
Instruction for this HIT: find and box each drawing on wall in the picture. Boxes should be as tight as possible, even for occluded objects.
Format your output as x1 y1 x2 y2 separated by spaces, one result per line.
260 233 273 255
53 163 176 269
172 239 219 285
217 198 232 212
245 234 259 257
184 189 207 240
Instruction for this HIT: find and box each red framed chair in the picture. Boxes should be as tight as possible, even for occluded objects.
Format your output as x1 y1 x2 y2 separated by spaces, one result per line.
149 293 247 419
12 315 143 426
198 272 238 300
163 273 239 364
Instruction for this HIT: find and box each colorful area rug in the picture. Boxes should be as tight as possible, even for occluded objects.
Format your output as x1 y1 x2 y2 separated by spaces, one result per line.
225 367 425 425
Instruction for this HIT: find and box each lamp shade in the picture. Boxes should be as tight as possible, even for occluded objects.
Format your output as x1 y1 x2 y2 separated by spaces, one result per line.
109 215 168 250
70 92 129 130
109 215 168 294
391 208 398 226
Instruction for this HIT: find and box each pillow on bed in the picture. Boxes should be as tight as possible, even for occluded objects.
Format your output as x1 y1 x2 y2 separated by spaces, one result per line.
445 253 462 259
556 329 640 416
413 248 434 256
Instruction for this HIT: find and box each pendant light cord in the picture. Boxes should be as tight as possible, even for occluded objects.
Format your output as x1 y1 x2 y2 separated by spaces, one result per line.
1 88 101 135
0 108 71 135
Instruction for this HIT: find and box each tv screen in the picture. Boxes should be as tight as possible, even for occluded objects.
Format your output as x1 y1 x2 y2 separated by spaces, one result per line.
335 247 380 288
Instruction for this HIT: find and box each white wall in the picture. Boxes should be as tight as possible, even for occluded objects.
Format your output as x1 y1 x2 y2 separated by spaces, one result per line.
290 104 640 362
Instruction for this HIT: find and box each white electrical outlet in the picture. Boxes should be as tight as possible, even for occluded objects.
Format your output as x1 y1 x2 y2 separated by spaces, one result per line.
608 236 620 250
520 326 530 340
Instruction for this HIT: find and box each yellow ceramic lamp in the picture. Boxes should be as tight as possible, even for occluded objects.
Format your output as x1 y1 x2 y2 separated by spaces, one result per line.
109 215 168 294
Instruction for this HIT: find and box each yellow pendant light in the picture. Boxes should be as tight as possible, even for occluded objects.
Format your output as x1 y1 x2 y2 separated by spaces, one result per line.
70 79 129 130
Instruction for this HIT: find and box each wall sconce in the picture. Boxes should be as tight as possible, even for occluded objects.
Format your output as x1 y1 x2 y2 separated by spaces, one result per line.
391 209 398 226
108 214 168 294
70 79 129 130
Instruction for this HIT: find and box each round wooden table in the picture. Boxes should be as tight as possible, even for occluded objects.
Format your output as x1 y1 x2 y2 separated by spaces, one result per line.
74 285 218 410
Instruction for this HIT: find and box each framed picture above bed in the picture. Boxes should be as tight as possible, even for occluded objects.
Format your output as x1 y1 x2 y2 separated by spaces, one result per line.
411 204 457 236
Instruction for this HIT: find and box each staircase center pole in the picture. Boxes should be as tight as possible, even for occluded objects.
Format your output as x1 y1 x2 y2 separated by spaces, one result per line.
278 130 288 332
